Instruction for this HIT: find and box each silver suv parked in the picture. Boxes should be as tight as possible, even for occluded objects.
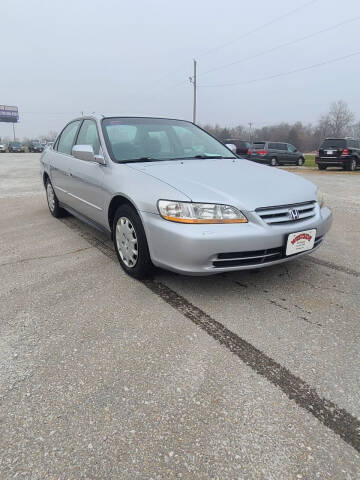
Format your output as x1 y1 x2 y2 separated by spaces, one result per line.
40 115 332 278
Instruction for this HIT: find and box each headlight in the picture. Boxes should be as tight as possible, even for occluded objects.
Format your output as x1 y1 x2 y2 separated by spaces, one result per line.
157 200 247 224
317 189 325 208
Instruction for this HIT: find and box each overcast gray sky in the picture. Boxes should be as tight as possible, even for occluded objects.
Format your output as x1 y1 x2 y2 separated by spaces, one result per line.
1 0 359 139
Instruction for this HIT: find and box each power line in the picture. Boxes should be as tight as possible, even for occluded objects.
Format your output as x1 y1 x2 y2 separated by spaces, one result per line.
198 50 360 88
21 111 79 115
200 15 360 77
140 0 319 96
199 0 319 58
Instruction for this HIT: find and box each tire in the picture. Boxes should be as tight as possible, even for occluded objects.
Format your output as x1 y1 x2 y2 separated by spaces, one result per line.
345 158 356 171
318 164 327 170
270 157 278 166
297 157 304 166
113 204 153 279
45 179 66 218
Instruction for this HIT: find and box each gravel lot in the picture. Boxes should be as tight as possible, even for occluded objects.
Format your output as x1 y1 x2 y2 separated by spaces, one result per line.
1 153 359 479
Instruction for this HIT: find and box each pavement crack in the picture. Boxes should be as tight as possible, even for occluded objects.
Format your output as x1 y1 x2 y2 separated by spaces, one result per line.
144 279 360 454
304 256 360 278
58 216 360 454
0 247 93 267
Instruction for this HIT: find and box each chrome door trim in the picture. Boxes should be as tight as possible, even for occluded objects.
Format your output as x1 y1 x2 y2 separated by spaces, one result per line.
54 186 102 211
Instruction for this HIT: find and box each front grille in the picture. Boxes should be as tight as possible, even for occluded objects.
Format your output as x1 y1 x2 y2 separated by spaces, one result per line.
256 201 316 225
212 236 323 268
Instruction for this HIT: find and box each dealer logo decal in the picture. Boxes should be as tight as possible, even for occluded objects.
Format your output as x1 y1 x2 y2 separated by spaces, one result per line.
291 233 313 245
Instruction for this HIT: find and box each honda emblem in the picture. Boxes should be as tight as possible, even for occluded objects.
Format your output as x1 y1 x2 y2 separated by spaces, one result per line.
289 208 300 221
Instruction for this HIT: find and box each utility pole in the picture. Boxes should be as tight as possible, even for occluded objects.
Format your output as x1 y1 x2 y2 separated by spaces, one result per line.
248 122 253 143
189 59 197 123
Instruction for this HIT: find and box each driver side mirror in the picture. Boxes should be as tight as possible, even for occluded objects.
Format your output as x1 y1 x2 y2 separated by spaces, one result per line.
225 143 237 153
72 144 105 164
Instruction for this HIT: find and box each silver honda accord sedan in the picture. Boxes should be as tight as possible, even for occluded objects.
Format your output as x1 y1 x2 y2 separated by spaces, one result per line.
40 115 332 278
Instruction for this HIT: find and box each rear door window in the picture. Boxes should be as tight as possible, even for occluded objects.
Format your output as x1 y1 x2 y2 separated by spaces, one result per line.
268 143 277 149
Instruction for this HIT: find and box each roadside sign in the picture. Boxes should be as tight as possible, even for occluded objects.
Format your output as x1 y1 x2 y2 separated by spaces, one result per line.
0 105 19 123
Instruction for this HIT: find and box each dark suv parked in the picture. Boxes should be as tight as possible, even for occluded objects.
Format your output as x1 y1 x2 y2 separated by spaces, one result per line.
8 141 25 153
28 141 44 153
250 141 305 166
224 139 251 157
316 138 360 171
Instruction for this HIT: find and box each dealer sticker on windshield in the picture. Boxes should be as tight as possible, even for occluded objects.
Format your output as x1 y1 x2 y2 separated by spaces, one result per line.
286 229 316 256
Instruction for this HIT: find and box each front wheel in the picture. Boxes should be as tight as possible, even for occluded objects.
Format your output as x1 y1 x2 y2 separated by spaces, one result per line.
297 157 304 166
318 164 327 170
113 204 153 279
270 157 278 166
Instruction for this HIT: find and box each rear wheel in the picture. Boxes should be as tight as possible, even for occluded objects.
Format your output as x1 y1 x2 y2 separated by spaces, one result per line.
345 158 356 171
270 157 278 166
113 204 153 279
45 179 66 218
318 164 327 170
297 157 304 166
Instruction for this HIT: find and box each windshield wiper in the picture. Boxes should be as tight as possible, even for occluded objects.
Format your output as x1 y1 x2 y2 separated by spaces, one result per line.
122 155 236 163
169 154 234 160
121 157 162 163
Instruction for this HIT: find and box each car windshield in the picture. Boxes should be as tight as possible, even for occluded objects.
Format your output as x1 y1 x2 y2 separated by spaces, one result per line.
321 139 347 149
10 142 21 147
102 117 236 163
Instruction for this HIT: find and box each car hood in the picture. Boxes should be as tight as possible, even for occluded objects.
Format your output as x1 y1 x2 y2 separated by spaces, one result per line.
129 158 317 211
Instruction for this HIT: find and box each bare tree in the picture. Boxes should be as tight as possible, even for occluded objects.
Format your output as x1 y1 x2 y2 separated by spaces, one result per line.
351 121 360 139
45 130 58 142
325 100 355 137
201 100 358 153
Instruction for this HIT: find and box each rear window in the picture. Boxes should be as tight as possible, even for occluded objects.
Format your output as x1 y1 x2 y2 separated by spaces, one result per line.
321 139 346 149
252 142 265 149
224 140 249 148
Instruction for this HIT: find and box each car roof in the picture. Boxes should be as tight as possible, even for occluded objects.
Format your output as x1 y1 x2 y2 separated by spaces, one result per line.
324 137 352 140
225 138 248 142
71 114 194 123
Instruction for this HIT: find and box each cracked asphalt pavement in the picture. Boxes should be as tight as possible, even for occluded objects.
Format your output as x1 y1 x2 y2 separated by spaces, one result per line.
0 153 359 479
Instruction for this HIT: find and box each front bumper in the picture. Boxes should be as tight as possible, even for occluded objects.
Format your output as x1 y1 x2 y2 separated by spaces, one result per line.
141 206 332 275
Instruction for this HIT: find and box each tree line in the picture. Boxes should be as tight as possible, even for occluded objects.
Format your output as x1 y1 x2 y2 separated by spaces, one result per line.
203 100 359 153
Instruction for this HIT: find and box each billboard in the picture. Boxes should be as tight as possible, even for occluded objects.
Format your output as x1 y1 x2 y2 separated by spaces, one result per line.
0 105 19 123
